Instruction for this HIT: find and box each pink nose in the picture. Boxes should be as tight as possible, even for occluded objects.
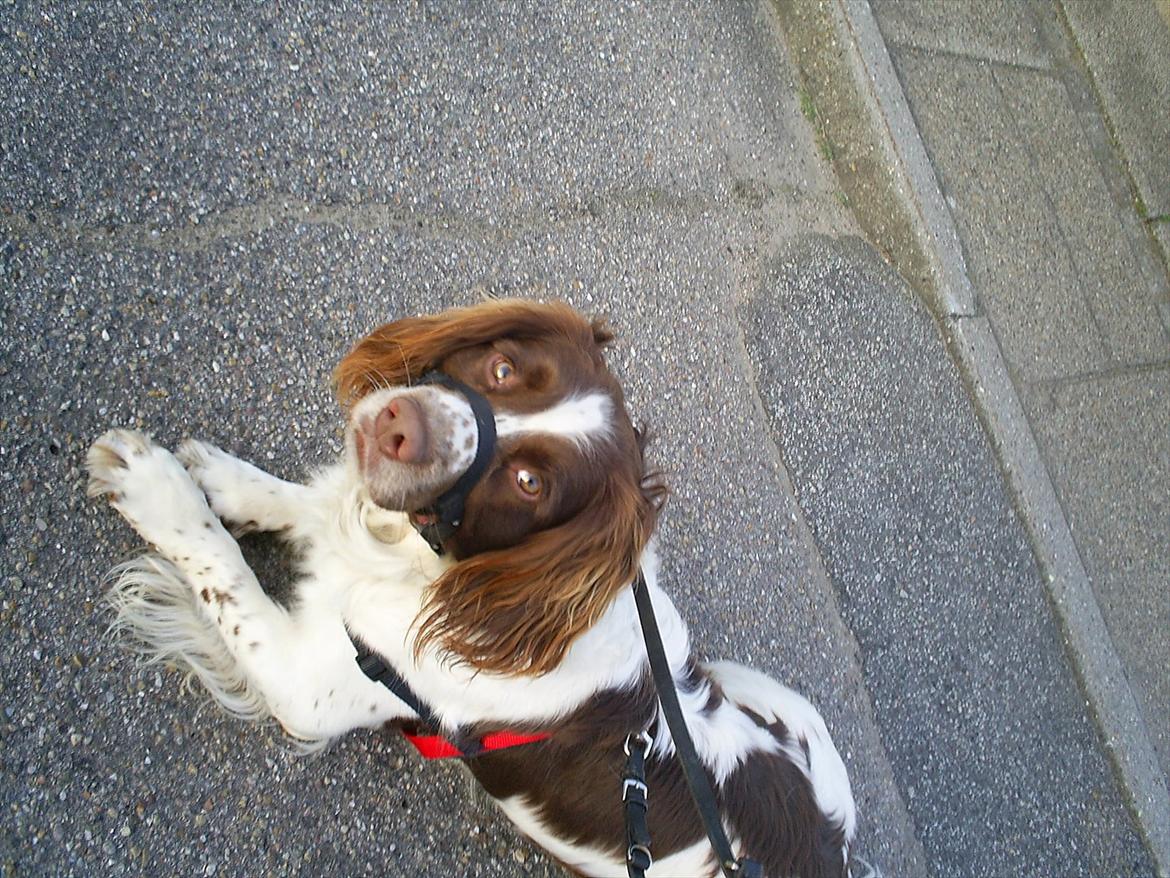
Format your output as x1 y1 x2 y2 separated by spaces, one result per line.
374 397 430 464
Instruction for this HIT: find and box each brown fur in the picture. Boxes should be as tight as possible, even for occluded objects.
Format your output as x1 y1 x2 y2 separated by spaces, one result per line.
417 466 658 675
463 676 710 867
334 299 613 404
723 744 848 878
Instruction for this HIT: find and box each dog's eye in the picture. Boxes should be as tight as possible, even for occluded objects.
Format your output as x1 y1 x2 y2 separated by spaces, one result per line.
515 469 542 496
491 357 516 385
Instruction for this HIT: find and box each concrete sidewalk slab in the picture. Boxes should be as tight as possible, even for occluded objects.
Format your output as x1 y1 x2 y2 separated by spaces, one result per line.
891 49 1112 381
742 234 1152 876
1061 0 1170 218
1059 0 1170 329
871 0 1052 69
995 65 1168 368
890 46 1168 381
1021 369 1170 780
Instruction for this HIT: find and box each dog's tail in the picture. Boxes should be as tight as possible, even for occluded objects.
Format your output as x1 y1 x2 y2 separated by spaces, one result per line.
105 553 269 722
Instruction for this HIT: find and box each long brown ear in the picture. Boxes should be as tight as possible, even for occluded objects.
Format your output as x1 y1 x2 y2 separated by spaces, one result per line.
334 298 601 404
414 472 664 676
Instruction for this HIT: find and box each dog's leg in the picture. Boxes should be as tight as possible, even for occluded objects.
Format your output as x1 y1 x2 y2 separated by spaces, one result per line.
88 429 295 674
175 439 309 536
88 429 408 741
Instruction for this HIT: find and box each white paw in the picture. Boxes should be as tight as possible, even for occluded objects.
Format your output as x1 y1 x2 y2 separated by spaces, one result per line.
176 439 260 536
86 429 154 503
87 429 214 544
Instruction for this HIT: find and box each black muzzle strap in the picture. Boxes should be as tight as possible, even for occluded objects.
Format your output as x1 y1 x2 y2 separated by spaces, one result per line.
410 370 497 554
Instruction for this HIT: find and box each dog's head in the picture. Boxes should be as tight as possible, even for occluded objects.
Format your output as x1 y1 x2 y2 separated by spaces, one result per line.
335 299 666 675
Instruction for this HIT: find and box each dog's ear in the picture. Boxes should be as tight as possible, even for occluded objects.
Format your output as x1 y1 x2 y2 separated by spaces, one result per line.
415 470 663 676
333 299 607 404
333 310 485 405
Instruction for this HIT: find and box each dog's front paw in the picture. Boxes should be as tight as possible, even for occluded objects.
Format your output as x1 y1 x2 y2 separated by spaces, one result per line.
87 429 212 544
177 439 260 536
86 429 155 504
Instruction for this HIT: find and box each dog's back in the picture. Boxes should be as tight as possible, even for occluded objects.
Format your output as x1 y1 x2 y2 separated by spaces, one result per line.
707 661 855 877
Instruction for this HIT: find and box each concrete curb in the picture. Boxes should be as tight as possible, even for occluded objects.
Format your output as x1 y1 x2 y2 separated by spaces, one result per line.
834 0 1170 872
835 0 976 318
949 316 1170 875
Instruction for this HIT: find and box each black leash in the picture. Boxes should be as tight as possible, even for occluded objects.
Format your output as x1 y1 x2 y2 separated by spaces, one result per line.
630 571 762 878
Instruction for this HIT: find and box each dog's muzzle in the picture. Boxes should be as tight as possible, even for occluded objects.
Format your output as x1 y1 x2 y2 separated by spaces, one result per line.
408 371 497 554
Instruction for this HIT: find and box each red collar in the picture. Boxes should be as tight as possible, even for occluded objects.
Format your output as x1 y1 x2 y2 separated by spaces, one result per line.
403 729 551 760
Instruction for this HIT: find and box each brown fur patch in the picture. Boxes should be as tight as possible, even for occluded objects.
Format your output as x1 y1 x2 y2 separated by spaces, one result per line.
334 300 609 405
415 462 662 675
462 675 709 861
723 741 850 878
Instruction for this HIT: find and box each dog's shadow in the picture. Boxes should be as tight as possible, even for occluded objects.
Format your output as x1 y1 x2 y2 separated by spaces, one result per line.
237 531 301 609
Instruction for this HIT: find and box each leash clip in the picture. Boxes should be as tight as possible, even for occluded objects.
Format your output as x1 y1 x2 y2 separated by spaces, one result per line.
729 858 764 878
627 843 653 871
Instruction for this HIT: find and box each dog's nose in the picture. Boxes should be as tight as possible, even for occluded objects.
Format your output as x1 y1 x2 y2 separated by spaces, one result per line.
375 398 430 464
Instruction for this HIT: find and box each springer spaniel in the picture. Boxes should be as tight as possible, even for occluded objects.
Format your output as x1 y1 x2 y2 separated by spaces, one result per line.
87 299 856 878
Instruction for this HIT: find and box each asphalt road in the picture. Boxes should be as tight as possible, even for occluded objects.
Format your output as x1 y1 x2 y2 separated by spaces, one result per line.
0 2 1153 876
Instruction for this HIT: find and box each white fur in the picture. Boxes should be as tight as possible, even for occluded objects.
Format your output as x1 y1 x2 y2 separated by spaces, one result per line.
631 583 782 785
105 554 267 722
706 660 858 847
346 386 480 509
495 392 612 446
88 429 653 741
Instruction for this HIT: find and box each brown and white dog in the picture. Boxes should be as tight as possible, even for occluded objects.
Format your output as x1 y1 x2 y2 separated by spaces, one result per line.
87 299 856 877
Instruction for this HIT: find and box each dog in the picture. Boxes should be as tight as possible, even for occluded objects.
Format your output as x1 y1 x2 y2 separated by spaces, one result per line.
87 299 856 877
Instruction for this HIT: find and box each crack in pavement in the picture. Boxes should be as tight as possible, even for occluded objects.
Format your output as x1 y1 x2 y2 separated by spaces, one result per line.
0 184 826 255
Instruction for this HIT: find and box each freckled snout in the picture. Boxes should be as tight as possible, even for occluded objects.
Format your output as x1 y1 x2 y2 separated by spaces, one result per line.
349 385 479 512
373 397 430 464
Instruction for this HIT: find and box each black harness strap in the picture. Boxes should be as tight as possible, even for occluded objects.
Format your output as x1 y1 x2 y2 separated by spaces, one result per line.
349 630 483 758
410 370 497 554
632 571 763 878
